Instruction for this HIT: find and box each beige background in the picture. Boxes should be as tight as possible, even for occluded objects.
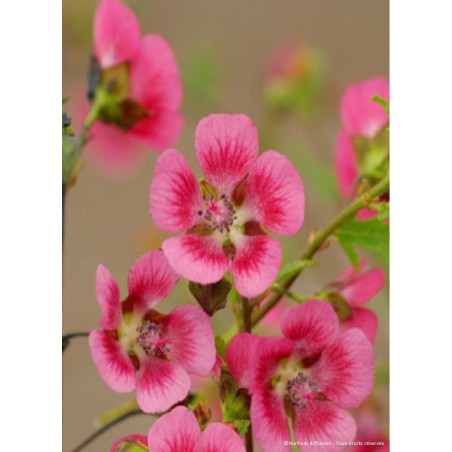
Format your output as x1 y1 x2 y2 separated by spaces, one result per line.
63 1 389 450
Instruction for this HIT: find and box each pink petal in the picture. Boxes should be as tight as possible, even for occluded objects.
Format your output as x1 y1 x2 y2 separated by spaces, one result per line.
94 0 141 67
162 234 228 284
340 77 390 138
150 149 203 232
95 264 122 330
293 401 356 452
129 34 183 112
311 329 374 408
202 423 246 452
339 268 385 307
335 130 358 198
341 307 378 344
249 336 294 394
129 109 183 151
111 435 148 452
225 332 261 388
88 330 136 392
195 114 259 193
162 305 216 376
251 388 290 452
127 250 179 313
136 358 190 413
84 120 144 176
337 260 366 283
356 207 378 220
244 150 305 235
281 300 339 356
230 234 282 298
147 406 201 452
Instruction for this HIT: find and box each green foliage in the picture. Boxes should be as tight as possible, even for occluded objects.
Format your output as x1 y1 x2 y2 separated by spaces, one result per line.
215 335 227 360
337 237 359 270
219 370 250 424
376 202 390 221
371 95 390 116
234 419 251 436
276 259 314 284
114 438 148 452
188 278 232 316
335 218 389 265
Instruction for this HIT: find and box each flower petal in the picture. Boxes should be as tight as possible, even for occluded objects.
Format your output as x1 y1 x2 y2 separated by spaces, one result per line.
88 330 136 392
95 264 122 330
129 34 183 112
127 250 179 313
136 358 190 413
129 110 184 151
225 332 261 388
251 388 290 452
162 234 228 284
195 114 259 193
335 130 357 198
162 305 216 376
249 336 294 394
94 0 141 67
341 307 378 344
293 401 356 452
281 300 339 356
111 435 148 452
311 328 374 408
339 268 385 307
244 150 305 235
340 77 390 138
230 234 282 298
150 149 203 232
147 406 201 452
202 423 246 452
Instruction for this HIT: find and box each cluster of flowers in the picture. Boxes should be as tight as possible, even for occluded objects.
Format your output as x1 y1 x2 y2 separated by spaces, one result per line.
79 0 388 451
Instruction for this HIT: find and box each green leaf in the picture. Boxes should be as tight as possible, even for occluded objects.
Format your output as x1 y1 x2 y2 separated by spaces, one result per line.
275 259 314 284
234 419 251 436
335 218 389 263
188 278 231 316
376 202 390 221
371 95 390 116
337 237 359 270
219 370 250 421
215 335 227 360
113 438 148 452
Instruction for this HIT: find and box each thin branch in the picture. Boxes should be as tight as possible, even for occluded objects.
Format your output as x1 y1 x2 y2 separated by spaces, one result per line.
62 332 90 352
251 174 389 327
70 409 144 452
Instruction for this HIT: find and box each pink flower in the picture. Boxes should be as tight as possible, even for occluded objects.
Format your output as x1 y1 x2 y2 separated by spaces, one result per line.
226 300 374 452
85 0 183 173
88 250 216 413
111 406 246 452
150 114 305 297
332 261 385 343
335 77 389 198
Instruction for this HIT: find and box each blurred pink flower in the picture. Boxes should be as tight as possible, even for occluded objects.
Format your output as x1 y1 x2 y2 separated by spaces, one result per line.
333 261 385 343
226 300 374 452
88 250 216 413
84 0 183 173
112 406 246 452
335 77 389 202
150 113 305 297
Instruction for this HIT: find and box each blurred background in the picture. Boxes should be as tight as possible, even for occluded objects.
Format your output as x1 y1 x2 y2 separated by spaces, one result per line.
63 1 389 450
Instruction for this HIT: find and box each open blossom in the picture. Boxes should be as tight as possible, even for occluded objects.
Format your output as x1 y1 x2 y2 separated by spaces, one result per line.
335 77 389 213
111 406 245 452
85 0 183 172
88 250 215 413
331 261 385 343
226 300 374 452
150 113 305 297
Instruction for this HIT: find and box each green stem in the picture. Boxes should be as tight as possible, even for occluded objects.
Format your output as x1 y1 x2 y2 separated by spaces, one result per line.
251 174 389 327
240 297 254 452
